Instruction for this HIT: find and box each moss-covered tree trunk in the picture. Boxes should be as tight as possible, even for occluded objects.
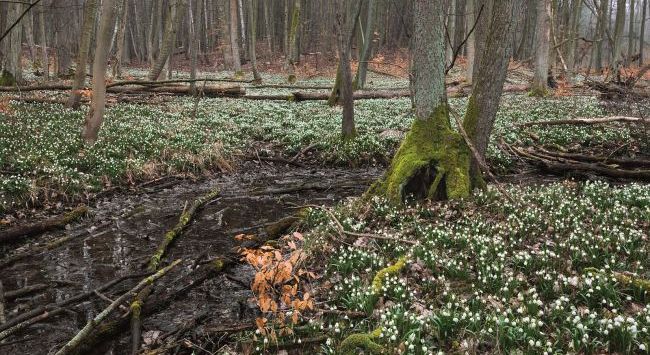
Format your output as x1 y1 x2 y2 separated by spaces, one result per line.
369 0 471 203
370 0 515 204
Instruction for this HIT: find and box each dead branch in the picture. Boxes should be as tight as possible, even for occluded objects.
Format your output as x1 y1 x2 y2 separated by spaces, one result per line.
55 260 182 355
517 116 650 127
0 206 88 245
4 283 48 301
0 281 5 324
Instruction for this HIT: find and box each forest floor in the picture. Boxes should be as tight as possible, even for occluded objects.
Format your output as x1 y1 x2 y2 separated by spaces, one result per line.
0 66 649 354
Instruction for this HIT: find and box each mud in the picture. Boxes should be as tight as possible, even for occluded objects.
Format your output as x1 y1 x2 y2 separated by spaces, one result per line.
0 162 380 354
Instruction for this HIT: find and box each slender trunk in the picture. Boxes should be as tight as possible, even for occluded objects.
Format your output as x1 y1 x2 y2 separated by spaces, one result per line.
217 0 231 68
39 1 49 80
446 0 456 63
286 0 301 83
466 0 476 84
147 0 157 66
24 2 37 63
353 0 377 90
237 0 247 60
67 0 98 109
531 0 551 96
112 0 129 79
627 0 636 66
229 0 242 73
594 0 609 72
190 0 201 94
565 0 582 82
2 2 24 84
611 0 627 73
263 0 273 53
82 0 117 145
335 0 356 139
641 0 647 64
247 0 261 81
149 0 188 81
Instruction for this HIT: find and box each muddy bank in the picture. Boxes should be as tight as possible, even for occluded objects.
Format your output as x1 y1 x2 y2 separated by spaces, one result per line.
0 163 380 354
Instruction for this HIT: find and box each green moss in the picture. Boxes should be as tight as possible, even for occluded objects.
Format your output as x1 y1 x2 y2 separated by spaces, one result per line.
130 300 143 317
528 87 549 97
372 257 407 294
584 268 650 293
287 74 297 84
62 205 89 223
339 328 384 355
214 258 225 272
0 70 16 86
369 104 471 203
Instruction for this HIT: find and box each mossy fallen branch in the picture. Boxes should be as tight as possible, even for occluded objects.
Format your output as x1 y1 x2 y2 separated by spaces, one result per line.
339 328 384 354
0 205 88 245
372 257 407 294
583 268 650 293
148 187 220 271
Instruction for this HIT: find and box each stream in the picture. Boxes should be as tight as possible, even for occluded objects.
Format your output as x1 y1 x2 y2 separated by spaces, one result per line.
0 162 380 354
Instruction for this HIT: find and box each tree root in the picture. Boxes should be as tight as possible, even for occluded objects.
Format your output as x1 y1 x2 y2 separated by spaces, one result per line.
0 205 88 245
339 328 384 354
148 187 220 271
372 257 407 294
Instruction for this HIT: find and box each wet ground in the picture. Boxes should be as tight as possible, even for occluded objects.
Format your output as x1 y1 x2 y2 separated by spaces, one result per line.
0 162 380 354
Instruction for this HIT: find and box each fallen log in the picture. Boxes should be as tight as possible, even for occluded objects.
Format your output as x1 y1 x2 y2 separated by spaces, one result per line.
4 284 48 301
532 146 650 168
517 116 650 127
148 187 220 271
107 85 245 98
105 78 254 88
55 260 182 355
509 145 650 181
0 206 88 245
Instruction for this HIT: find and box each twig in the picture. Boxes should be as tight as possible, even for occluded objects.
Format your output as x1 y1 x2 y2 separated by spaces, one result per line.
290 143 318 162
0 281 5 324
55 260 182 355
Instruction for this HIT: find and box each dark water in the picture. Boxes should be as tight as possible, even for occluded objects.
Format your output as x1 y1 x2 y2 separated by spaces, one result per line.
0 163 379 354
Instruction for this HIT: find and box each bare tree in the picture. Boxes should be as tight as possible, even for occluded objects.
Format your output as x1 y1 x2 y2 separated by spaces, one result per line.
82 0 117 145
229 0 242 74
335 0 357 139
149 0 188 81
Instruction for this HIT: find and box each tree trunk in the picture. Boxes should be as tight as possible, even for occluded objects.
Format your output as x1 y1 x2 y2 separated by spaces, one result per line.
67 0 98 109
627 0 636 66
594 0 609 72
565 0 582 82
353 0 377 90
190 0 202 94
39 0 49 80
148 0 187 81
1 2 23 85
286 0 301 83
23 1 37 63
335 0 356 140
462 0 517 186
446 0 456 63
247 0 261 82
112 0 129 79
82 0 117 145
531 0 551 96
237 0 247 60
466 0 477 84
641 0 647 64
229 0 242 73
611 0 627 73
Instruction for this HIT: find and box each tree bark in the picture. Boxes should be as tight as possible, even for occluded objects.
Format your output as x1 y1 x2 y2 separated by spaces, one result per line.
627 0 636 66
466 0 476 84
531 0 551 96
67 0 97 109
611 0 627 73
1 2 23 85
39 1 49 80
82 0 117 145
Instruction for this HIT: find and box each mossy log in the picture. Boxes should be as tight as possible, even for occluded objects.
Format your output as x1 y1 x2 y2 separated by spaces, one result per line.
584 268 650 294
339 328 384 355
55 260 182 355
0 205 88 245
368 105 471 203
148 187 220 271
